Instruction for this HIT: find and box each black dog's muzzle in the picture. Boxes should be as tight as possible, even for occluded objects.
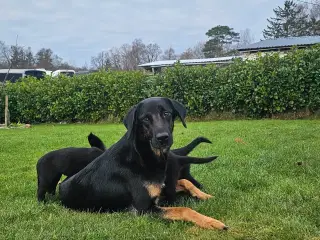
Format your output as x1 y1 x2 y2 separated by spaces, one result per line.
150 132 172 156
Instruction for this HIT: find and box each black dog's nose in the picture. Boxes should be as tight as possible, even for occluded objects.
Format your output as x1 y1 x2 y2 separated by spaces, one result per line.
156 132 169 145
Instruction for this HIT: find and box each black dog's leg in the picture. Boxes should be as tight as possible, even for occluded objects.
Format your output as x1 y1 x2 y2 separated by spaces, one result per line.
37 172 62 202
162 153 217 204
180 165 203 189
37 186 46 202
130 182 160 214
173 153 218 190
172 137 212 156
47 174 63 196
162 160 180 205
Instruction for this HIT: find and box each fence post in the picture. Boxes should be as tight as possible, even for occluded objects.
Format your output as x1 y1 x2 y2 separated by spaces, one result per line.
4 95 9 127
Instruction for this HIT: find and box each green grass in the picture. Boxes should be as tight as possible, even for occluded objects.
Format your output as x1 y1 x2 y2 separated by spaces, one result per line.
0 120 319 240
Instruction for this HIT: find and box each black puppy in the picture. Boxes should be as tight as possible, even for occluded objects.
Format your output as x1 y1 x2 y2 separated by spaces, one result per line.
36 133 106 202
88 132 107 151
59 97 227 229
161 150 217 205
171 136 212 189
162 137 215 204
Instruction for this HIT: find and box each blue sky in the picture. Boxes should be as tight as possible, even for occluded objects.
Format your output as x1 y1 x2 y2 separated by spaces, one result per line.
0 0 284 66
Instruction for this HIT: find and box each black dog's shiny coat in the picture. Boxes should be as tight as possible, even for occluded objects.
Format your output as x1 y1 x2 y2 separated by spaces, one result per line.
172 137 212 189
59 97 213 212
122 115 215 203
163 137 215 204
36 133 106 202
58 97 228 229
88 132 107 151
37 132 212 203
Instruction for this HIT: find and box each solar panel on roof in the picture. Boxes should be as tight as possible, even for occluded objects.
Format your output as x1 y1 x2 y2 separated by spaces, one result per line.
138 56 242 68
237 36 320 51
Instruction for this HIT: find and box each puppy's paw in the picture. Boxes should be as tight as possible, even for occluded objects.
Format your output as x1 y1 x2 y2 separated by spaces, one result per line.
197 191 213 200
197 216 228 230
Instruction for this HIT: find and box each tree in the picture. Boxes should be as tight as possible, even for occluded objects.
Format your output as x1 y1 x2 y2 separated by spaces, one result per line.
106 39 160 70
179 48 195 60
91 51 112 70
263 0 309 39
310 0 320 19
57 62 74 70
307 16 320 35
120 43 135 70
9 45 25 68
128 38 147 69
145 43 162 62
161 47 177 60
0 41 10 68
238 28 255 47
306 0 320 35
202 25 240 58
35 48 54 69
52 55 63 69
24 47 35 68
108 47 123 70
191 42 205 59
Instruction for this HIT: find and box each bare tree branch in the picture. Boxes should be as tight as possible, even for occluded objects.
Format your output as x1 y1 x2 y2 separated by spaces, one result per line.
4 35 19 82
161 47 177 60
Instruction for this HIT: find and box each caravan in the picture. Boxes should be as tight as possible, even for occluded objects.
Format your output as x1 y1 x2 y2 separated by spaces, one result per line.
0 69 47 82
52 69 75 77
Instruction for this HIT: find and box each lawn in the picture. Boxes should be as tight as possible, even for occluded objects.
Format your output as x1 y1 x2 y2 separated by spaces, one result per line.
0 120 319 240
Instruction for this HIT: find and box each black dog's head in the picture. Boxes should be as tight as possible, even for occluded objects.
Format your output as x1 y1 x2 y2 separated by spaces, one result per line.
123 97 187 158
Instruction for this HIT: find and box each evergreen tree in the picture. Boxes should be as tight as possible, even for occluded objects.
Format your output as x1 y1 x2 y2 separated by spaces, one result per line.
263 0 309 39
202 25 240 58
307 17 320 35
24 47 35 68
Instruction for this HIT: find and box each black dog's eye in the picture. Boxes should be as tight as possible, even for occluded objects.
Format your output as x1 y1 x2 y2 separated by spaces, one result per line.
143 116 150 123
163 111 171 117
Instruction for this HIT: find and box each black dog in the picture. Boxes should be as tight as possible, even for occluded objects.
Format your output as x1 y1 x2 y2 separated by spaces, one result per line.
88 132 107 151
59 97 227 229
160 150 217 205
122 116 215 204
36 133 106 202
37 132 213 203
171 136 212 189
162 137 215 204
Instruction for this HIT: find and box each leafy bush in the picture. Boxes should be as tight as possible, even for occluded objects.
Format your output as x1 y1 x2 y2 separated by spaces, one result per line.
1 45 319 123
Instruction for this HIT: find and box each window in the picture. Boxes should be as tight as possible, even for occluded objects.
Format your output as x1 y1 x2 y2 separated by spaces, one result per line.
0 73 23 82
60 71 74 77
25 70 46 79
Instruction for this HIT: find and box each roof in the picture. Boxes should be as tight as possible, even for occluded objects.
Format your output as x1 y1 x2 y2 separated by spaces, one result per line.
0 69 46 73
138 56 242 68
53 69 75 73
237 36 320 51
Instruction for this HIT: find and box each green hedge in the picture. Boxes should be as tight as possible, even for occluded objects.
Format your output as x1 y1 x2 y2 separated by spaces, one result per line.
1 46 320 123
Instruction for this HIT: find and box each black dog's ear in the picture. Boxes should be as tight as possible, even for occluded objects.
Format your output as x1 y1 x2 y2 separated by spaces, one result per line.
123 105 137 139
169 99 187 128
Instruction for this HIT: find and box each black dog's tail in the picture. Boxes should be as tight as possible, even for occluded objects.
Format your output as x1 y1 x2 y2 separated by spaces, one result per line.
169 152 218 165
87 132 107 151
178 155 218 165
171 136 212 156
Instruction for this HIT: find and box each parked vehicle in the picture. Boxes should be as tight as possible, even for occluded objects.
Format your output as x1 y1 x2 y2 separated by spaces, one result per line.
52 69 75 77
74 70 98 76
0 69 47 82
36 68 52 76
